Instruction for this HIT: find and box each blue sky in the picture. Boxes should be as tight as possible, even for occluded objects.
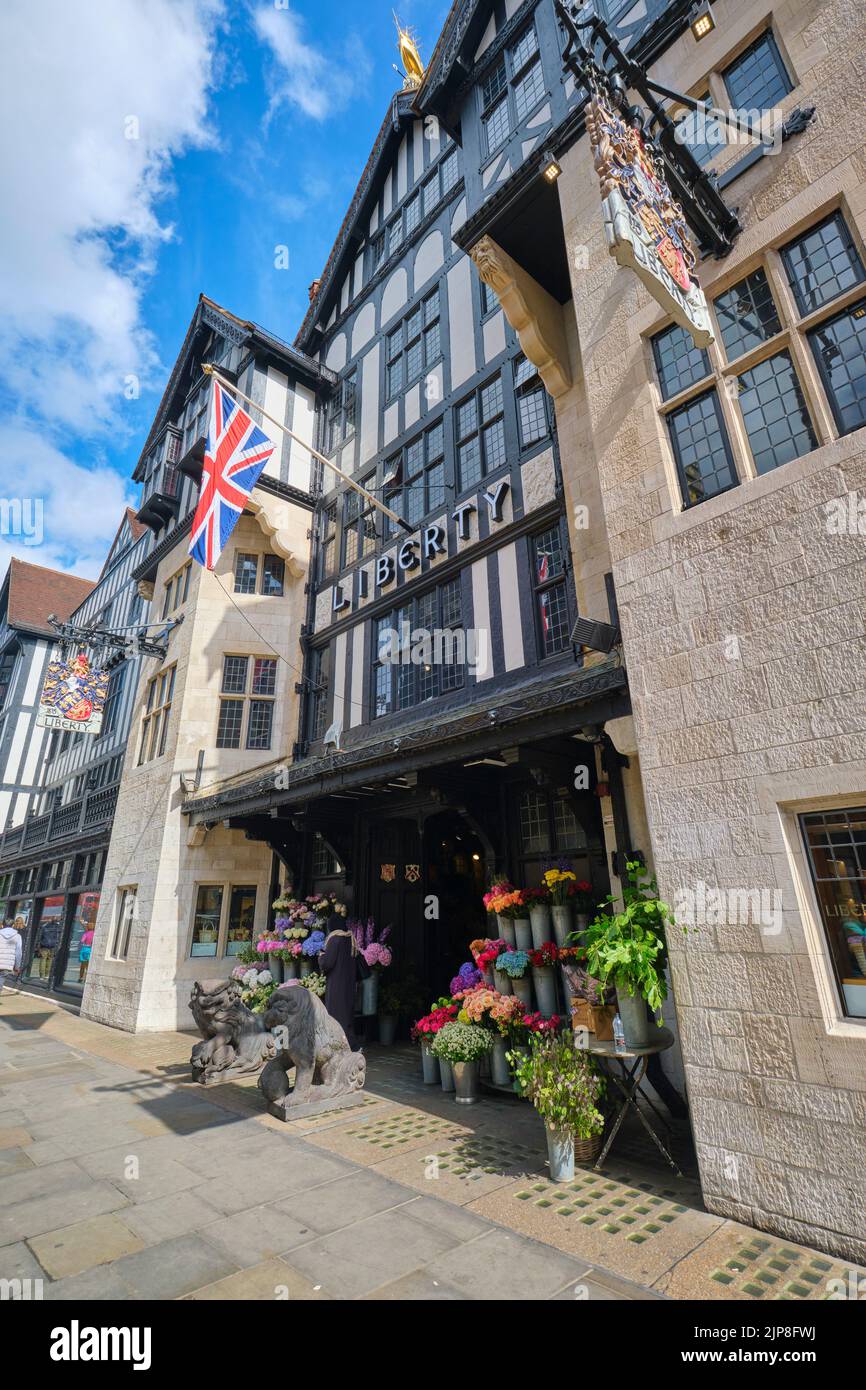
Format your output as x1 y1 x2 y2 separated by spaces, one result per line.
0 0 451 579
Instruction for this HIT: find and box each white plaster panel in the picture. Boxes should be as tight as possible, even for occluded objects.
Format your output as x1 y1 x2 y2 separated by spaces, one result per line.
471 557 494 682
351 301 376 357
497 543 524 672
404 381 421 430
325 333 347 372
483 311 506 363
359 343 381 466
447 259 476 391
414 229 444 292
349 622 365 729
288 382 316 492
381 267 409 327
383 401 400 447
262 365 288 479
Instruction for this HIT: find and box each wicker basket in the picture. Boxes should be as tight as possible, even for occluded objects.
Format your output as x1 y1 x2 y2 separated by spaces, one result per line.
573 1132 603 1164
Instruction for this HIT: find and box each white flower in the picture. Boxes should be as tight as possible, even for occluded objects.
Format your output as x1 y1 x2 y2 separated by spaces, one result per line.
258 970 273 986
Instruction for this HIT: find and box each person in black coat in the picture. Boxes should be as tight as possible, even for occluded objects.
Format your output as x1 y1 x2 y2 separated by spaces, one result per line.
319 914 368 1049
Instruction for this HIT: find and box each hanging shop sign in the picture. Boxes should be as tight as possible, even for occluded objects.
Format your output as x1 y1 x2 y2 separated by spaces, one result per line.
586 91 714 348
35 652 110 735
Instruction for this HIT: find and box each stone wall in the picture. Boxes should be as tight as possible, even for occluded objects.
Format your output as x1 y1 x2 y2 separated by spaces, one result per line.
83 494 310 1032
554 0 866 1259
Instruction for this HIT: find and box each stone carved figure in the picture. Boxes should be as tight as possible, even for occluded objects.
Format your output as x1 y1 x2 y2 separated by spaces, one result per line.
258 984 366 1117
189 978 277 1085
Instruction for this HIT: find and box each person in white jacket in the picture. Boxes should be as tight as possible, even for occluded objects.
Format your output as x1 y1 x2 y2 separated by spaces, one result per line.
0 919 23 996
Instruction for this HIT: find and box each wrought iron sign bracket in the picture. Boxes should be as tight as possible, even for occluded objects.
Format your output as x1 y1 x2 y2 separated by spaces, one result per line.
47 613 183 663
555 0 742 258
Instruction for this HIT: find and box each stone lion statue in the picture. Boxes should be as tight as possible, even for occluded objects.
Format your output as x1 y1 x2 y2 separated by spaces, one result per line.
189 978 277 1085
258 984 366 1116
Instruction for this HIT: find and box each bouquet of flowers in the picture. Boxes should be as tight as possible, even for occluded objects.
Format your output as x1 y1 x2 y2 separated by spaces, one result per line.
528 941 560 969
474 938 507 973
255 936 283 957
523 884 551 906
490 993 527 1035
487 888 529 919
495 949 531 979
299 971 326 997
411 1001 458 1042
482 881 515 914
430 1020 493 1064
306 892 347 919
350 918 393 970
302 930 326 958
450 962 483 996
508 1030 605 1140
568 879 595 914
543 861 577 905
520 1011 562 1036
233 966 277 1014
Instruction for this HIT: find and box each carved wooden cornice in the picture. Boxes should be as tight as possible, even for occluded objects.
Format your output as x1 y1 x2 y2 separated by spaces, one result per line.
470 236 572 398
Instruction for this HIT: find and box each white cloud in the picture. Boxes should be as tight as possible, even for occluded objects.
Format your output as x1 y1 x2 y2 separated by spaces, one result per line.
252 2 371 123
0 0 224 575
0 427 137 579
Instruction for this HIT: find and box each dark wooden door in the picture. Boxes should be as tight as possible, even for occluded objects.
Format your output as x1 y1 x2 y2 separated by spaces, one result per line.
368 819 426 983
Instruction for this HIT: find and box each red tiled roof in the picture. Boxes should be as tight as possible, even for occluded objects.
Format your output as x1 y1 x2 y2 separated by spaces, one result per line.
6 559 96 637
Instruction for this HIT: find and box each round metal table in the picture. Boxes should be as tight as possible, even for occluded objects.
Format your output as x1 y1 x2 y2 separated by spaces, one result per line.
586 1027 682 1175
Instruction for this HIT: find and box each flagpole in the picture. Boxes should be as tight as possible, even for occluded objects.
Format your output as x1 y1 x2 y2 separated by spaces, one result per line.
202 364 412 535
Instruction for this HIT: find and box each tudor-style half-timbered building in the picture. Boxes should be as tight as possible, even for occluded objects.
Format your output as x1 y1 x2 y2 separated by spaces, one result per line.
0 513 152 997
181 74 635 1003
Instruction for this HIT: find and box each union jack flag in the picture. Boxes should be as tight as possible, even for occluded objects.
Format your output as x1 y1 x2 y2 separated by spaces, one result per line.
188 381 276 570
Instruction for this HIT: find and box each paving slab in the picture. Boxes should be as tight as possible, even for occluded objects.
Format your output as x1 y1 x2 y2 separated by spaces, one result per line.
0 1239 48 1285
422 1226 592 1300
198 1204 322 1267
0 1147 34 1173
283 1205 463 1299
29 1212 147 1279
361 1268 470 1300
186 1256 332 1301
108 1234 240 1300
0 1183 130 1246
0 1125 32 1149
272 1168 418 1235
110 1189 226 1246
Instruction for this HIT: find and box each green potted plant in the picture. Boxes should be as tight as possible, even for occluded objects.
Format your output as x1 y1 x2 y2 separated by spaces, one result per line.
582 860 675 1046
430 1020 493 1104
377 977 425 1045
508 1030 606 1180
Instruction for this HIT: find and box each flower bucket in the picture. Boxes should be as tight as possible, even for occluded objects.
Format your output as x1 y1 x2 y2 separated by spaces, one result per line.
378 1014 397 1045
512 975 533 1009
421 1043 439 1083
439 1057 455 1092
532 964 557 1018
514 917 532 951
361 973 379 1016
551 905 572 948
574 912 590 933
497 915 516 947
482 966 496 988
299 959 312 979
452 1060 480 1104
616 986 654 1047
493 967 512 995
529 904 551 949
490 1035 511 1087
283 959 298 980
545 1124 575 1183
268 954 284 984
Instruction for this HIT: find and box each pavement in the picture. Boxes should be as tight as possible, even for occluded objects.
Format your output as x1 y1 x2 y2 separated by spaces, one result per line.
1 987 863 1302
